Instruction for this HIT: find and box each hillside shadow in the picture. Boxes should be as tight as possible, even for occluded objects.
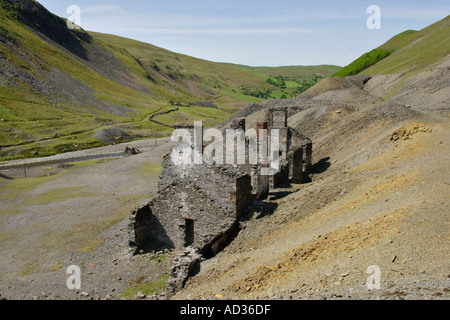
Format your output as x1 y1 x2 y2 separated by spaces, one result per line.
16 2 91 60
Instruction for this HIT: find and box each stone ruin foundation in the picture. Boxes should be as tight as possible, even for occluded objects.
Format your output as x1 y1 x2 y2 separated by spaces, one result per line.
128 107 313 297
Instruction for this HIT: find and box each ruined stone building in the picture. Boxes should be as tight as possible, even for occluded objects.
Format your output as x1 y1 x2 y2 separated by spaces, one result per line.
130 107 312 258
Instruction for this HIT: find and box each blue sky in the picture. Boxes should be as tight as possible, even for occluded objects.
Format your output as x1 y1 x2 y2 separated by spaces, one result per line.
37 0 449 67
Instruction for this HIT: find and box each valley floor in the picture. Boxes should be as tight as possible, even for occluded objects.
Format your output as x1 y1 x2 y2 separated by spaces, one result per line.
0 140 176 300
0 113 448 301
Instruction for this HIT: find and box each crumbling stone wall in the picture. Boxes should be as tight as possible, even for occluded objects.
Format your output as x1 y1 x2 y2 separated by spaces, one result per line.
304 142 313 173
165 247 201 298
129 203 175 254
229 117 246 131
251 164 270 200
263 107 313 188
130 106 315 298
131 153 255 254
131 107 313 256
288 146 304 184
159 155 254 218
268 108 288 165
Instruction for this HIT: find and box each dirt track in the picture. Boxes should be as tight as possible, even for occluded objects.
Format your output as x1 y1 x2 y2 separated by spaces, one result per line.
0 137 171 171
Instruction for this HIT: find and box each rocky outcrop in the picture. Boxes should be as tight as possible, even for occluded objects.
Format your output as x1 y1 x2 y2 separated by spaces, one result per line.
94 128 130 144
124 146 141 156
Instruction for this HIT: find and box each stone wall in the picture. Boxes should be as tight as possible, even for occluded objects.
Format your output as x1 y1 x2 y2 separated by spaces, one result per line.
288 146 304 184
131 152 255 254
131 108 313 256
128 106 316 298
129 203 175 253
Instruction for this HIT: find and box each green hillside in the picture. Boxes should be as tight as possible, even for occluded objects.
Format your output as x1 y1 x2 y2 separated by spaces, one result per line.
229 64 341 99
0 0 338 160
90 33 341 105
363 15 450 75
334 15 450 77
90 32 271 110
332 49 392 77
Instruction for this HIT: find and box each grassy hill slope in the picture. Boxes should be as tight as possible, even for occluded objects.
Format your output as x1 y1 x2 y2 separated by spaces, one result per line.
363 15 450 75
0 0 340 160
334 15 450 77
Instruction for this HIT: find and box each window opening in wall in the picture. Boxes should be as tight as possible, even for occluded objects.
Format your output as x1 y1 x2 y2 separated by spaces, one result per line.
183 217 195 247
